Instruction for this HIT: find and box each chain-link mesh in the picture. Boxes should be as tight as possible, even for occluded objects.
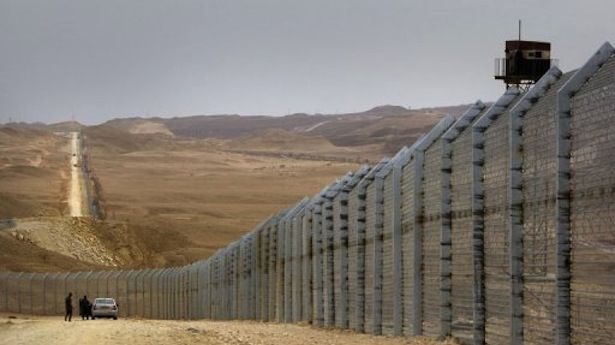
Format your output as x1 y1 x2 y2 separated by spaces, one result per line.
347 184 364 332
292 213 303 323
258 224 270 320
449 115 479 342
267 220 277 322
422 141 444 337
570 55 615 345
483 104 512 344
519 72 569 344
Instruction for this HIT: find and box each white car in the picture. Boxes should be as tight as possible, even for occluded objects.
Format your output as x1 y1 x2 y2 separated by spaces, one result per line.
91 298 118 320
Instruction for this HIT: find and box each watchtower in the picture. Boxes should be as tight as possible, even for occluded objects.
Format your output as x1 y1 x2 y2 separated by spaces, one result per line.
494 21 557 90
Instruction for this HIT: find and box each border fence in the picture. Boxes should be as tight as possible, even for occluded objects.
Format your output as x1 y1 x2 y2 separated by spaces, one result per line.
2 42 615 345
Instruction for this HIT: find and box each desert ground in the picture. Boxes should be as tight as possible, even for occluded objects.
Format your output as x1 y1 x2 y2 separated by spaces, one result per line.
0 314 457 345
0 127 69 219
0 124 361 270
0 105 462 271
84 125 360 264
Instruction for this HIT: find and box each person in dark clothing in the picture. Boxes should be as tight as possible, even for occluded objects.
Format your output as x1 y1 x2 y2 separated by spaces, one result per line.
65 292 73 322
79 296 88 320
78 296 83 320
82 296 91 320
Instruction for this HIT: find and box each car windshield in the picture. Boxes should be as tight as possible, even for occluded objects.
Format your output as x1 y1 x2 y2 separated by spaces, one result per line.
95 298 114 304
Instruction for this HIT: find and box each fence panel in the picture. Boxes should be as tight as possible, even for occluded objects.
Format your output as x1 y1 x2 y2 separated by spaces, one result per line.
322 195 336 327
347 184 364 332
259 224 270 320
570 53 615 345
517 71 569 344
482 99 518 344
422 140 444 337
449 106 485 343
364 174 384 335
43 273 57 315
301 206 313 323
402 158 418 336
275 217 286 322
312 203 324 326
382 168 396 336
292 212 303 323
268 221 278 321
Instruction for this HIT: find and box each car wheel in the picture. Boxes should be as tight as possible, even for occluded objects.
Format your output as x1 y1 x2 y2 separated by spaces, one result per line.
92 316 95 320
113 317 117 320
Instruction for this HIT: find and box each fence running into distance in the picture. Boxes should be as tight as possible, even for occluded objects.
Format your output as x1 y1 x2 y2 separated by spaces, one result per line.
2 42 615 345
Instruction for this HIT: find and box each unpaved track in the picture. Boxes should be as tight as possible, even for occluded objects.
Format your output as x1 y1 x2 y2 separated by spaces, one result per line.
69 132 84 217
0 315 456 345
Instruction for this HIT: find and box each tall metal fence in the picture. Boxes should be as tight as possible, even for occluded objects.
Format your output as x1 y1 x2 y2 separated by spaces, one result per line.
2 42 615 345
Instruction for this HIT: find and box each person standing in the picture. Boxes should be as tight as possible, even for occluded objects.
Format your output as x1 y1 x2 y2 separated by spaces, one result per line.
65 292 73 322
83 295 92 320
79 296 86 320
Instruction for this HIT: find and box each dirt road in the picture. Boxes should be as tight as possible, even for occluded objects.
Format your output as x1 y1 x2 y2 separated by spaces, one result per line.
69 132 85 217
0 314 456 345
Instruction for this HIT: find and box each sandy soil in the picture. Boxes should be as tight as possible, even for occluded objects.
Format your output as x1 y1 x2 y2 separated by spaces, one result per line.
0 127 69 218
0 314 457 345
1 217 118 267
86 132 359 262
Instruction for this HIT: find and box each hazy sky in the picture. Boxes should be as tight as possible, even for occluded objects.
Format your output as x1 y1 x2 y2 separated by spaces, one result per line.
1 0 614 124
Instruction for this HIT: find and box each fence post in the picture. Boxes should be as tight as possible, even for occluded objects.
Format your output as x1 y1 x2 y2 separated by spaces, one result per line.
392 162 403 336
471 110 487 345
412 151 424 336
440 136 453 338
508 99 525 345
372 175 384 335
312 202 324 326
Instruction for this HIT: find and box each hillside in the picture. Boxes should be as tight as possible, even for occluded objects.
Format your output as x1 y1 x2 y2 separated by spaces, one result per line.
102 104 469 156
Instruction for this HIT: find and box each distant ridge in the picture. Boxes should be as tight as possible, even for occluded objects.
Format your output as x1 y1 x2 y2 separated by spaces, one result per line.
100 104 469 155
